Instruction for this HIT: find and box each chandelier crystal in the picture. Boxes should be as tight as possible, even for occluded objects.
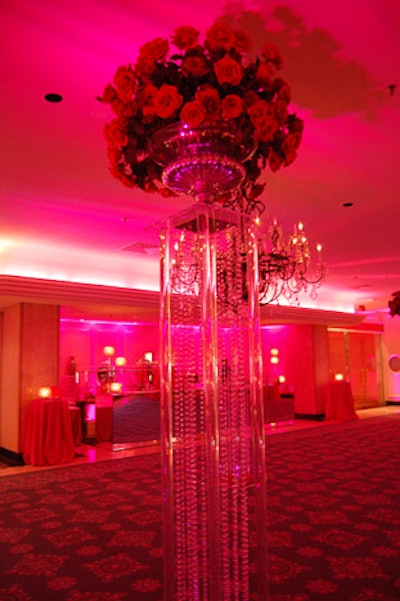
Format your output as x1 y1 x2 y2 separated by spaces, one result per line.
257 219 326 305
168 211 326 306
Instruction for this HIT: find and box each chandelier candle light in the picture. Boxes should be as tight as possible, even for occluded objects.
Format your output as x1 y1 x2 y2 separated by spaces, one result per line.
102 17 313 601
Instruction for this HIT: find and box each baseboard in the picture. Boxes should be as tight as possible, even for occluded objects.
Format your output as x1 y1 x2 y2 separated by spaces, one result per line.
0 446 24 466
294 413 326 421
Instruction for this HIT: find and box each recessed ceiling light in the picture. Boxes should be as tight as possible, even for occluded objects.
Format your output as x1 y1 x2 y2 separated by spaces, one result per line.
342 202 353 207
44 93 63 103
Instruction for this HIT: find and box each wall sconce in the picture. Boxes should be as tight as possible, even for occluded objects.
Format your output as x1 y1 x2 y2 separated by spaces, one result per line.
278 375 286 384
334 373 344 381
115 356 127 367
270 348 279 356
144 352 153 362
38 387 52 398
270 356 279 365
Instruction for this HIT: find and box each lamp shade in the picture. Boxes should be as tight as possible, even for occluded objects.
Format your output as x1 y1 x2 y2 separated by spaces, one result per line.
103 346 115 357
38 386 52 398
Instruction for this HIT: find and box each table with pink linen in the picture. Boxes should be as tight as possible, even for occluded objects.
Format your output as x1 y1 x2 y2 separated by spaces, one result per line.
23 398 75 466
325 381 358 421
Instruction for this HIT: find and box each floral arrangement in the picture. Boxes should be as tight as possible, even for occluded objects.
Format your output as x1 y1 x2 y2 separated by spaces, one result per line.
388 290 400 317
101 19 304 203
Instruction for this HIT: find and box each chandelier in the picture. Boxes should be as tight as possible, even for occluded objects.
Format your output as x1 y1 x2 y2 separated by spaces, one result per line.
167 211 325 306
257 218 326 305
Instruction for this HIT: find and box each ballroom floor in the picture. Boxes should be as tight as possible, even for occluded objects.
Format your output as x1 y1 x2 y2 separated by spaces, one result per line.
1 404 399 478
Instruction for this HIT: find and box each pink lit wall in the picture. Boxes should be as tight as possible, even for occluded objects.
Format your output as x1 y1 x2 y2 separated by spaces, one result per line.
60 317 331 415
59 318 159 395
261 323 330 416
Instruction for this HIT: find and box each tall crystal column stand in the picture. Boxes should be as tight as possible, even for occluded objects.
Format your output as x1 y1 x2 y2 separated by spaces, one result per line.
160 202 269 601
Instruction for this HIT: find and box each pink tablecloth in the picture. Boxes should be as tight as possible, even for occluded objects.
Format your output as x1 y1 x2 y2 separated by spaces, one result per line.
23 398 75 466
325 381 358 421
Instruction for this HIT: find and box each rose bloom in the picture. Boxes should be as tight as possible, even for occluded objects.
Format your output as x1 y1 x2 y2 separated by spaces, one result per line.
111 99 137 118
232 28 252 54
283 132 302 152
214 55 243 86
283 147 298 166
113 65 137 100
109 164 134 188
182 56 209 78
243 90 261 109
154 84 183 119
257 116 279 142
247 100 272 128
205 20 233 52
221 94 244 119
290 116 304 134
102 84 118 104
273 99 288 124
195 87 220 121
103 119 128 148
276 82 291 103
171 26 199 50
107 146 123 166
138 37 169 63
255 61 275 86
261 42 283 69
134 56 156 79
180 101 206 128
136 83 158 116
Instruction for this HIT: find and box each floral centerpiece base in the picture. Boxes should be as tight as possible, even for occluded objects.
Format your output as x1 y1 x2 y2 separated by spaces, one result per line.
149 123 255 200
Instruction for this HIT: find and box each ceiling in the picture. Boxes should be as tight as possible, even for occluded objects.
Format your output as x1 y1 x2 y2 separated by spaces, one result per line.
1 0 399 320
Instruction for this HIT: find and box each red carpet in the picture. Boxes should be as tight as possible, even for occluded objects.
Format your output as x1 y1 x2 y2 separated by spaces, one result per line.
1 415 399 600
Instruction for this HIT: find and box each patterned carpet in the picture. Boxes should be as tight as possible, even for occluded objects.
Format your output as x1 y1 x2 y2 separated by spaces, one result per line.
1 415 400 600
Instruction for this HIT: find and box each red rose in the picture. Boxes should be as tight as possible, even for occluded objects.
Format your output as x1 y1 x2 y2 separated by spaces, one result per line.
154 84 183 119
221 94 244 119
136 83 158 116
102 84 118 104
283 132 302 152
243 91 261 109
195 87 220 122
273 99 288 124
232 29 252 54
214 55 243 86
258 116 279 142
103 119 128 148
109 164 135 188
289 117 304 134
255 61 275 86
113 65 136 101
182 56 209 78
261 43 283 69
107 147 123 166
275 81 291 103
247 100 272 129
180 101 206 128
134 56 156 80
111 99 136 118
138 37 169 63
171 26 199 50
205 20 233 52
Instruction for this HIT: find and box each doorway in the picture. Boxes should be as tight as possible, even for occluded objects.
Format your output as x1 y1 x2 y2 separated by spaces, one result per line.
327 329 384 409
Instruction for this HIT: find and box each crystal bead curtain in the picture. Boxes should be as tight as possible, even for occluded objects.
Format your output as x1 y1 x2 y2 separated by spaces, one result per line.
160 203 269 601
